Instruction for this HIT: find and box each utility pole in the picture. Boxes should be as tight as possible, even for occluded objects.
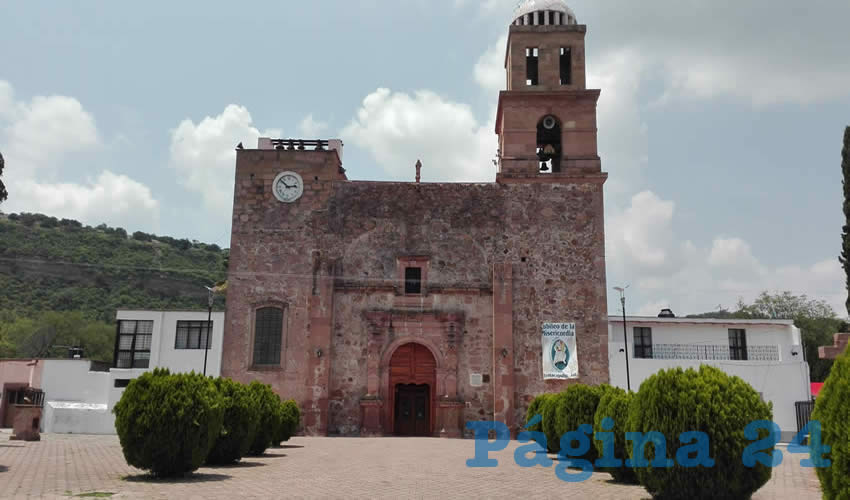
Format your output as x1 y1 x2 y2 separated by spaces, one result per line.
614 286 631 392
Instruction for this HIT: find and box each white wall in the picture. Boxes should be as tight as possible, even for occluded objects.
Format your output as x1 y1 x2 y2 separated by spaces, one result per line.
115 310 224 376
41 360 110 404
40 360 114 434
609 342 811 437
607 317 799 347
38 310 226 435
607 318 809 438
42 402 113 434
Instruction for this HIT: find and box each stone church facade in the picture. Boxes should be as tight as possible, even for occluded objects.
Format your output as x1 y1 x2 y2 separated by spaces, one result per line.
222 0 609 438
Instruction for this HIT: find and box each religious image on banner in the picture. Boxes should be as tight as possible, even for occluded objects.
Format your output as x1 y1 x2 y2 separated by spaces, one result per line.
542 322 578 380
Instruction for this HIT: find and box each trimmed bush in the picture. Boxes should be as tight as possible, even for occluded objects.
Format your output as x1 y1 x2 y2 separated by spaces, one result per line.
525 393 553 448
205 378 260 465
551 384 608 463
273 399 301 445
247 381 281 455
113 369 224 477
542 392 565 453
593 387 638 484
812 345 850 498
627 365 773 500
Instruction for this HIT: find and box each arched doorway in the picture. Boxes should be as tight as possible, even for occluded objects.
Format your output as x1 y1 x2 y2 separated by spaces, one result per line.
388 343 436 436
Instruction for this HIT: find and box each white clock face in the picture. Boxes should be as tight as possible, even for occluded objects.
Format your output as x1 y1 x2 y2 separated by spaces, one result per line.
273 171 304 203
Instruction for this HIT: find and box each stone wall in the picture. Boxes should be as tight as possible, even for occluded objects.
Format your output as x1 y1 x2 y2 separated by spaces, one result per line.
223 147 608 435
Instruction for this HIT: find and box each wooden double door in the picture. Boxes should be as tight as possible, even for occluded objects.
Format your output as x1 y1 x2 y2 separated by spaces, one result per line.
394 384 430 436
388 343 436 436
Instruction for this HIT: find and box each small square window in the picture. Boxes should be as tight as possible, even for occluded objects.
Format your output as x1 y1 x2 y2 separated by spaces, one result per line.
405 267 422 294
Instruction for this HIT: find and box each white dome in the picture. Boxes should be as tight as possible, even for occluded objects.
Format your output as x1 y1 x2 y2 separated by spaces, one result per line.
512 0 576 26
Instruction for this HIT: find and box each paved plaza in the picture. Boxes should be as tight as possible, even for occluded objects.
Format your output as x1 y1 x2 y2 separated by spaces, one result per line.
0 434 822 499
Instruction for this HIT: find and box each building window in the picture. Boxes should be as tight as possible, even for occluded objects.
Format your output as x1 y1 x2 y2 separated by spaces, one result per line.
633 327 653 359
560 47 572 85
405 267 422 294
175 320 213 350
114 320 153 368
253 307 283 366
114 379 131 388
729 329 748 360
526 47 539 86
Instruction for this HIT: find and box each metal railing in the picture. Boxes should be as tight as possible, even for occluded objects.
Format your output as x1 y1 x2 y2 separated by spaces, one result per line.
795 400 816 435
650 344 780 361
6 388 45 408
270 139 329 151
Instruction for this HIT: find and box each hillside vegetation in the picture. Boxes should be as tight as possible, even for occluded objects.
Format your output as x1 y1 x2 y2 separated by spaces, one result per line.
0 212 227 361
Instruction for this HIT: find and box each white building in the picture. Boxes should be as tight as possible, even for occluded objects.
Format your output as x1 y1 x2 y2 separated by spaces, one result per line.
608 311 811 440
39 310 225 434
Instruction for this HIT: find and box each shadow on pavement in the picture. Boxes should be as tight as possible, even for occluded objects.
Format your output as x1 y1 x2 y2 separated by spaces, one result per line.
204 461 267 469
122 472 231 483
276 444 304 449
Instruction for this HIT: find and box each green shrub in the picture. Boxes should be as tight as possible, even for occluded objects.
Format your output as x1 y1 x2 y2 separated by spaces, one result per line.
542 392 565 453
628 365 772 500
593 387 638 484
525 394 552 448
551 384 608 463
205 378 260 465
247 381 281 455
112 369 224 477
812 345 850 498
272 399 301 445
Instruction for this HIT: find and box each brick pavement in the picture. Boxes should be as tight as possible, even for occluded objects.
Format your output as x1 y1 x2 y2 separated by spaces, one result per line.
0 435 822 499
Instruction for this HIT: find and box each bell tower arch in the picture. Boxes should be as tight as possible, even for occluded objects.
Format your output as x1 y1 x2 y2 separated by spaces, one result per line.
495 0 604 182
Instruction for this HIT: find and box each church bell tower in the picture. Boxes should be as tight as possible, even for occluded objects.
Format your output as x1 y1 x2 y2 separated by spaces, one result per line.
495 0 604 182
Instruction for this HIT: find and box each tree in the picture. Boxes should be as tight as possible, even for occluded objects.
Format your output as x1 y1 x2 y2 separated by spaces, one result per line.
737 291 835 320
841 126 850 316
0 151 8 204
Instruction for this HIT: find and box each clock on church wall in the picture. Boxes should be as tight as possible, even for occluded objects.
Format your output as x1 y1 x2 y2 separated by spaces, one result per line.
273 171 304 203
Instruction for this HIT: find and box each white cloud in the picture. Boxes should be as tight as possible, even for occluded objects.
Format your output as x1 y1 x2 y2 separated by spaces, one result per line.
608 190 677 272
297 114 329 138
607 190 846 316
0 80 159 232
586 1 850 107
8 171 159 230
0 86 99 173
473 35 507 95
342 88 496 182
169 104 280 215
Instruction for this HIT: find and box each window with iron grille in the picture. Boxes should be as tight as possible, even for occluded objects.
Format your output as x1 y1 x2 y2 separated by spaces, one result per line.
729 329 748 360
253 307 283 366
633 327 653 359
405 267 422 295
175 320 213 349
114 320 153 368
560 47 572 85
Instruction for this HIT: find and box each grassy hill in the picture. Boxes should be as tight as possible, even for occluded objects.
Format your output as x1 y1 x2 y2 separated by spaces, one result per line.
0 212 228 361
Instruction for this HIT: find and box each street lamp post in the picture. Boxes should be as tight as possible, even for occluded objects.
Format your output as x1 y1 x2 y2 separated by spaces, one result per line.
613 286 631 392
203 286 214 377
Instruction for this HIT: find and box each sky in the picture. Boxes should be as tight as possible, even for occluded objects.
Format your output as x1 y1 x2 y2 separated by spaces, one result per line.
1 0 849 318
